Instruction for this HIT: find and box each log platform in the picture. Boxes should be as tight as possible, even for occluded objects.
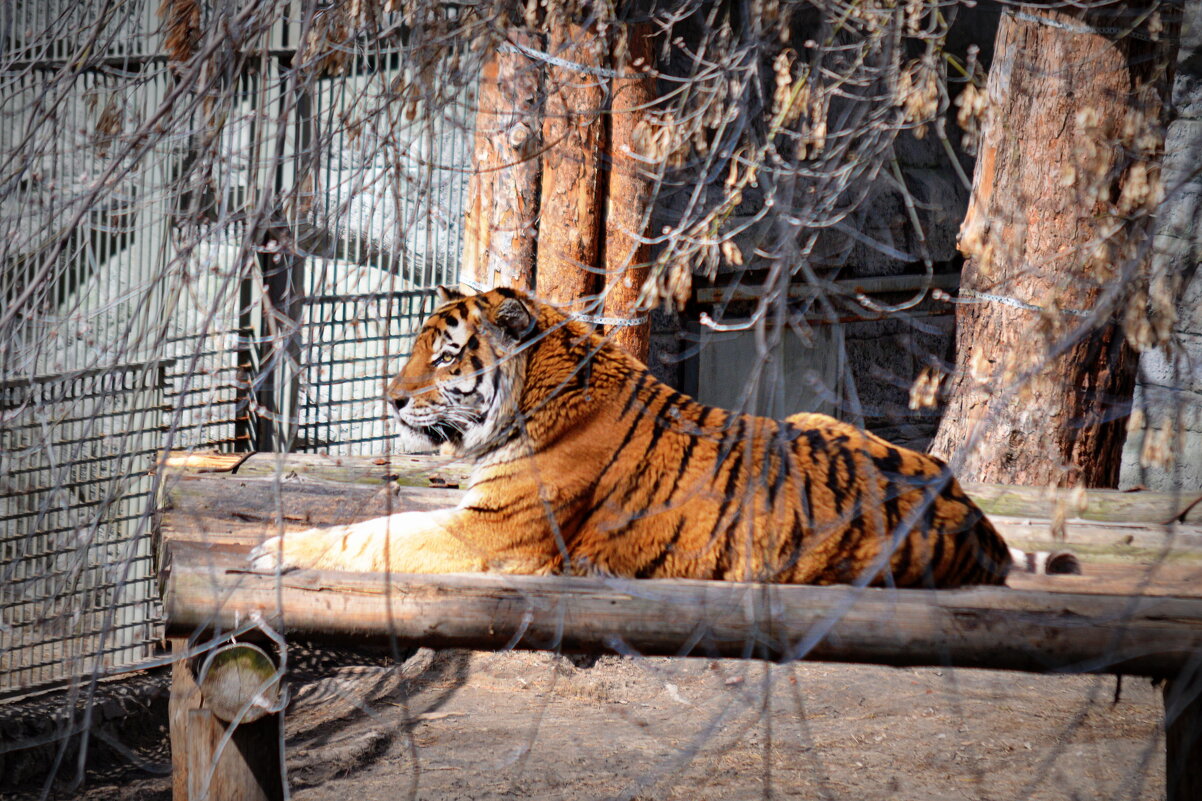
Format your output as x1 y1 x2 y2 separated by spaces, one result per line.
156 451 1202 801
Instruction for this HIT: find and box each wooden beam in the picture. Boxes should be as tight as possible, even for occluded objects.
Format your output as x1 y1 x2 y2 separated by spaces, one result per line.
991 516 1202 554
169 639 202 801
163 569 1202 679
963 481 1202 526
160 452 1202 528
694 273 963 304
160 451 473 487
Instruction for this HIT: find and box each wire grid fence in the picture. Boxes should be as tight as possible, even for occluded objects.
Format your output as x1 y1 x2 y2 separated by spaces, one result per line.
297 289 441 453
0 364 166 692
1 0 176 695
0 0 473 695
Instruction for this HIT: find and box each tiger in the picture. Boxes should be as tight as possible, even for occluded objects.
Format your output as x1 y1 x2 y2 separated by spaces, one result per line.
252 285 1018 587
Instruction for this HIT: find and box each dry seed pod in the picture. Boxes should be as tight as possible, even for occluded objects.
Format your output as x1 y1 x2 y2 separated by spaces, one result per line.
908 367 942 410
720 239 743 266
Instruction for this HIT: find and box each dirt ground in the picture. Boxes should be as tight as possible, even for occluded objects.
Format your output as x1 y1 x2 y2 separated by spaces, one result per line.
1 644 1165 801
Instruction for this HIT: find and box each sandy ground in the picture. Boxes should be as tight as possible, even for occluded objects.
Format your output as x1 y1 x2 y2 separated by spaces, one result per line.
1 644 1165 801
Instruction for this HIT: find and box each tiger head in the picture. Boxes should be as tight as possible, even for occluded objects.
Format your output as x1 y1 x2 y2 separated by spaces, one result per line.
385 286 538 457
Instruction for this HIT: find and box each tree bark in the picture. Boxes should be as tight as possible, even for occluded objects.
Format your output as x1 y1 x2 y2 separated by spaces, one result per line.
534 20 606 311
601 24 655 361
931 6 1177 489
460 34 542 293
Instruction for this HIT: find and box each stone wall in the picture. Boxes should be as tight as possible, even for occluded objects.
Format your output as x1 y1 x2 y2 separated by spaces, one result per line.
1121 3 1202 492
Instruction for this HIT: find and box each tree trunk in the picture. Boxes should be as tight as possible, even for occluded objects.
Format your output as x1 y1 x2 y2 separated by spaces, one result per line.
460 21 658 335
931 6 1177 489
460 34 542 293
601 24 655 361
534 21 606 311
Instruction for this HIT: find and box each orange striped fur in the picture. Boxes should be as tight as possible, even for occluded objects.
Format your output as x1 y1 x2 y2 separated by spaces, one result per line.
253 287 1013 587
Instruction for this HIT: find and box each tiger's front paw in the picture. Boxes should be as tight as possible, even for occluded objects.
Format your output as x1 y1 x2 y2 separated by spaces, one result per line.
249 536 285 572
249 523 379 573
250 528 334 573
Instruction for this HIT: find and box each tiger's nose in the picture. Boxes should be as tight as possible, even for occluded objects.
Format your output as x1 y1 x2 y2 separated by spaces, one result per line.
391 396 409 412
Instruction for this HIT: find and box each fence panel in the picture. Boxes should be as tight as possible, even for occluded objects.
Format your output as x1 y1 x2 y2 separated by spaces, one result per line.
0 364 166 693
0 0 472 694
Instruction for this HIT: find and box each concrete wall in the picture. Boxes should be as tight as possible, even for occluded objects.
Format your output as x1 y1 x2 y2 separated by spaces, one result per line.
684 311 954 452
1120 3 1202 492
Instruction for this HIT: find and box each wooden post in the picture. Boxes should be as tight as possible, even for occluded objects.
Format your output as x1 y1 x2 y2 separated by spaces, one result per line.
461 33 542 294
1165 677 1202 801
601 23 656 362
535 19 606 310
169 638 203 801
184 709 282 801
251 222 304 452
170 640 284 801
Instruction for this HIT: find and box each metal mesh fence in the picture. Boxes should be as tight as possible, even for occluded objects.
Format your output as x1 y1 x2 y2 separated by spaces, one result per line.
286 55 473 454
0 364 166 693
0 0 178 694
0 0 474 694
297 289 439 454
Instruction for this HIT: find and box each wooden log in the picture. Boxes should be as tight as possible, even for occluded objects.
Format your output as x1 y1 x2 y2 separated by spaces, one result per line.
163 569 1202 679
991 516 1202 555
1165 677 1202 801
601 23 655 361
962 481 1202 526
162 452 251 473
156 473 464 552
160 453 1201 528
157 453 1202 561
196 643 280 724
160 451 474 488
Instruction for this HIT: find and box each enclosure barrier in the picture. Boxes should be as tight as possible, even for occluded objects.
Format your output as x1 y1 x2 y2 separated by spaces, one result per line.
157 452 1202 801
0 362 171 694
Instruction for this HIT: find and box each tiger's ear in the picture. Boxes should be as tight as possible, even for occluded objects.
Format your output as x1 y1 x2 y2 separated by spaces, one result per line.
491 296 536 343
436 285 468 304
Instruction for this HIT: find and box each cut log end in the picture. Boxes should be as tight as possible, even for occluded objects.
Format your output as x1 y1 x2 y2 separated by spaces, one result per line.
1010 547 1083 576
197 643 281 724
